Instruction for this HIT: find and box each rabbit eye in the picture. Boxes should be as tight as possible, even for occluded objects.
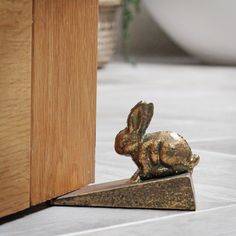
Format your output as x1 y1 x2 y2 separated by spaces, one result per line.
123 141 128 147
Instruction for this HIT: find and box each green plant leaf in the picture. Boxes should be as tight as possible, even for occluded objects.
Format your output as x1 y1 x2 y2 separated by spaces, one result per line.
122 0 141 60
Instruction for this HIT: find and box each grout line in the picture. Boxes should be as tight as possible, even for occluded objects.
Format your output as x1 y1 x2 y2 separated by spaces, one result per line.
95 136 236 144
189 136 236 143
57 204 236 236
192 149 236 158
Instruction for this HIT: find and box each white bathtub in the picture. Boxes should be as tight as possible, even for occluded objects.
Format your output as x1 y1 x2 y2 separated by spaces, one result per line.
143 0 236 64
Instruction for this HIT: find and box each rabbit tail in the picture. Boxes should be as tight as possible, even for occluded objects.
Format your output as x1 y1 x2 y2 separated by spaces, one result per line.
189 154 200 170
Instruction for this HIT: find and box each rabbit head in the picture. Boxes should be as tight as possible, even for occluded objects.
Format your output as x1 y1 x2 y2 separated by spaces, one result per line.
115 101 154 156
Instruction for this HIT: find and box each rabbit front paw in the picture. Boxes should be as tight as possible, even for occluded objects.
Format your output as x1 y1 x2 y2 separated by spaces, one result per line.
128 169 141 184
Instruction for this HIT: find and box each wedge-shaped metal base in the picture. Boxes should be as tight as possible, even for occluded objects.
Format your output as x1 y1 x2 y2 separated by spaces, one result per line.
51 173 196 211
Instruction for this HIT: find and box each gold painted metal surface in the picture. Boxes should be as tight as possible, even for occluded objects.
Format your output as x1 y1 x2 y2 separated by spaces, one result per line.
52 173 196 210
115 101 200 183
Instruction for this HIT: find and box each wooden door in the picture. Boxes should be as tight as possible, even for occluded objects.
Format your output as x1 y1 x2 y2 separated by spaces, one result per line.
0 0 97 217
0 0 32 218
31 0 97 205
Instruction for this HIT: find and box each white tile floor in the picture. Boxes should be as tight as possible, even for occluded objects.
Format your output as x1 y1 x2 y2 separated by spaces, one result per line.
1 61 236 235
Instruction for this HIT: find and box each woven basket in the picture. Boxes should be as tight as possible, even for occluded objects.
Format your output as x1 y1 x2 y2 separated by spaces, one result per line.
98 0 122 68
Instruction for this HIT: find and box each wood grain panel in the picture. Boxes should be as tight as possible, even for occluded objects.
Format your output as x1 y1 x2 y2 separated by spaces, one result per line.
0 0 32 217
31 0 98 205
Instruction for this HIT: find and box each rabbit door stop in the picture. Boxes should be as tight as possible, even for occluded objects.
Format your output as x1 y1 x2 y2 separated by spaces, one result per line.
51 101 199 211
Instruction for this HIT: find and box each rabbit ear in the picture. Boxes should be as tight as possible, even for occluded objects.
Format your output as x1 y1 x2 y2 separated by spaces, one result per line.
127 101 154 135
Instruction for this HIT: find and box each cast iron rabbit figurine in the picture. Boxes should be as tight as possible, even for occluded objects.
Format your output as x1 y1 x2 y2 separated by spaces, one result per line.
115 101 200 183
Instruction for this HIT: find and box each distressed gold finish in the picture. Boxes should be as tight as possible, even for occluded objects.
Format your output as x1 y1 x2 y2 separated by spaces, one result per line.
115 101 200 183
51 101 199 211
52 173 196 210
